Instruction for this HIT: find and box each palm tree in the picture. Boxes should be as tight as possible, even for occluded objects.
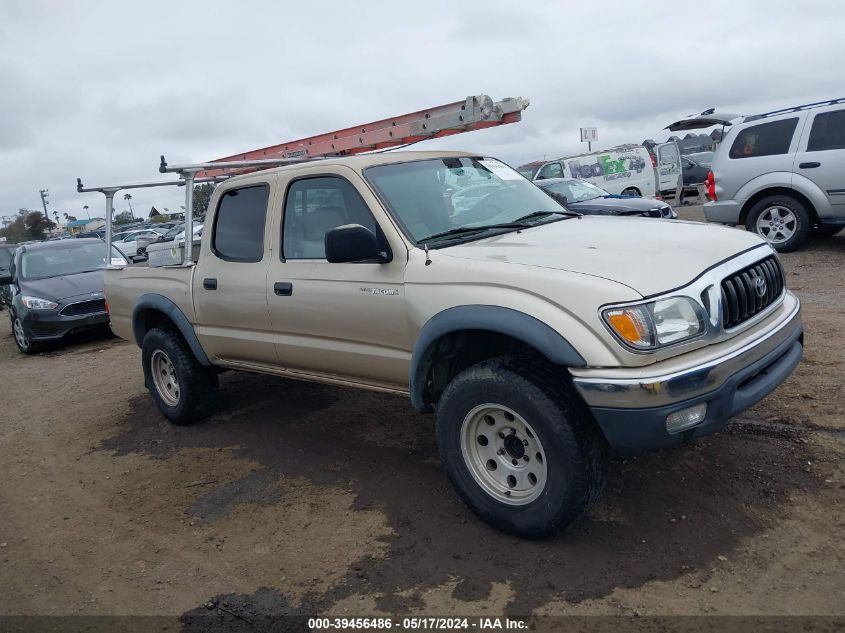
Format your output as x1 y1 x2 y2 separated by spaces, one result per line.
124 193 135 220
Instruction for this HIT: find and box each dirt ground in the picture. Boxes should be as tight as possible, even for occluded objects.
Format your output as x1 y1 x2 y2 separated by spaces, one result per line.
0 206 843 625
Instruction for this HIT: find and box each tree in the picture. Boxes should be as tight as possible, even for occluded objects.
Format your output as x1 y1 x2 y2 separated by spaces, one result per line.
124 193 135 219
114 211 134 225
0 210 56 243
193 183 216 216
23 210 56 240
150 214 169 223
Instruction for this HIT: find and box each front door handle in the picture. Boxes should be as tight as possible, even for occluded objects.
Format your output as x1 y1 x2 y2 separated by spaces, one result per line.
799 161 821 169
274 282 293 296
203 278 217 290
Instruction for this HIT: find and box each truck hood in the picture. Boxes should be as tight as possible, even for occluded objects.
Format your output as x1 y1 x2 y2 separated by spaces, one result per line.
440 216 768 297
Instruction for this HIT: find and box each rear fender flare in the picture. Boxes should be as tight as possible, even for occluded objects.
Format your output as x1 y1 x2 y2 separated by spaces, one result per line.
132 293 211 366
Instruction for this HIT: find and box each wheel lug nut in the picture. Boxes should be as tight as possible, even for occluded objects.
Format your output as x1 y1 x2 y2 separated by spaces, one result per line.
498 432 505 439
522 439 529 446
497 448 506 455
509 428 516 435
512 458 518 466
504 490 511 496
523 455 530 462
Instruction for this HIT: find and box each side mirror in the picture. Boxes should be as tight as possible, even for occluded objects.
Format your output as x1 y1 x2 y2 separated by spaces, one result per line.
325 224 388 263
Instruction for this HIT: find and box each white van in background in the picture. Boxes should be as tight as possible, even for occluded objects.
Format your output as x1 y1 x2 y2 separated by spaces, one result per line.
518 142 682 197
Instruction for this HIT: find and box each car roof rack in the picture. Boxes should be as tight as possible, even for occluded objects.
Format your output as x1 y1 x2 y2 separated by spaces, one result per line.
78 94 529 267
744 97 845 122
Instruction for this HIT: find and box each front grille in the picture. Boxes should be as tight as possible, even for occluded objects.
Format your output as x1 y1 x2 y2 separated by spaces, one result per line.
60 299 106 317
720 256 784 328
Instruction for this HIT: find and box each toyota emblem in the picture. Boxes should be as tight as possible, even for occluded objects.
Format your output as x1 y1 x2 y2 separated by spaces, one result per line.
754 275 767 298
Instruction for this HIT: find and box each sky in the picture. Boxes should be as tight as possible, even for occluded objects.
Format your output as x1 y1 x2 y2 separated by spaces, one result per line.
1 0 843 224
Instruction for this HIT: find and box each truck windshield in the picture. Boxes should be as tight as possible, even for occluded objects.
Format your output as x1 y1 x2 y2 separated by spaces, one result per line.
20 243 125 280
364 157 567 244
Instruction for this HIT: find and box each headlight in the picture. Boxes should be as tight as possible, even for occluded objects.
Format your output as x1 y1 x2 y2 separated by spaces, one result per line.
21 296 59 310
603 296 705 350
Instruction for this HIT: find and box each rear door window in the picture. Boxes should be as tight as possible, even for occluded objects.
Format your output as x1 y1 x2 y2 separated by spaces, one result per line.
807 109 845 152
729 118 798 159
211 184 270 262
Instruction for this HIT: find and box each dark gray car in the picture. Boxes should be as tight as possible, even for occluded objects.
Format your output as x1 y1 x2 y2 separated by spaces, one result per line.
0 239 127 354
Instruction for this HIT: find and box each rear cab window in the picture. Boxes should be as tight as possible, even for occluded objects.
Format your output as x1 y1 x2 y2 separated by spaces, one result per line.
211 184 270 262
536 162 564 180
807 108 845 151
729 117 799 159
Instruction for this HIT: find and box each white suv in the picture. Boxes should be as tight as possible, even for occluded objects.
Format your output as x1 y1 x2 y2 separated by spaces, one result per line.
668 98 845 251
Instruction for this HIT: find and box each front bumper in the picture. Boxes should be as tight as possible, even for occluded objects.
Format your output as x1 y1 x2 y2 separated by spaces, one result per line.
571 298 803 452
21 308 110 341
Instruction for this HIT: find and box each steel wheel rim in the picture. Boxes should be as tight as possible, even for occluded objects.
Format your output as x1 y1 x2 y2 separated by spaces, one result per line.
13 318 28 350
756 206 797 244
151 350 180 406
460 404 548 506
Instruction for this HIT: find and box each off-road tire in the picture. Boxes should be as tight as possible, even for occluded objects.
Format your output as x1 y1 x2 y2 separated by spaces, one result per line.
435 355 607 539
141 327 218 425
745 195 810 252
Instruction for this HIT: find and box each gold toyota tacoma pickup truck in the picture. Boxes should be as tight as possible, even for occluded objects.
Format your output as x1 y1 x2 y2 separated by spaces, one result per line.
105 151 803 538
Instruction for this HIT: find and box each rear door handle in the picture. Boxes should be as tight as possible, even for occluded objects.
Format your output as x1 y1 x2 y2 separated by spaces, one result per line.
203 278 217 290
799 161 821 169
274 282 293 296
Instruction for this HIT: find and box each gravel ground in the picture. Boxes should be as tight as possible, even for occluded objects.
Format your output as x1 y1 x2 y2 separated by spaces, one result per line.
0 206 842 624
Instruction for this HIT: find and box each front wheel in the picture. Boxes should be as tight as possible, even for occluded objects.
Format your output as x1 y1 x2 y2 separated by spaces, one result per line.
745 195 810 252
621 187 640 196
142 327 218 425
12 315 38 355
435 356 607 538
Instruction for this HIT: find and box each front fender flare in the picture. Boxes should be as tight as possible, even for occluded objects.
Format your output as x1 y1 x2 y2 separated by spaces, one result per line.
132 293 211 366
409 305 586 412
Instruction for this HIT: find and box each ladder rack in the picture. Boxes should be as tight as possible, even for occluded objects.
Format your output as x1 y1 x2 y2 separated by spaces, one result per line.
195 94 529 178
78 93 529 267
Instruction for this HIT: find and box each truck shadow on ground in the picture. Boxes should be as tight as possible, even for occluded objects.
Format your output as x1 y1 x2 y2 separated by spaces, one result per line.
101 370 822 616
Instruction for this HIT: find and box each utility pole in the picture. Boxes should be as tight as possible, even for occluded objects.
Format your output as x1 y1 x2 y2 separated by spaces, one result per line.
39 188 50 219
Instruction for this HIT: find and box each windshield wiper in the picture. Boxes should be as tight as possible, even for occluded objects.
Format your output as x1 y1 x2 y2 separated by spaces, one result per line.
419 210 579 244
513 209 581 221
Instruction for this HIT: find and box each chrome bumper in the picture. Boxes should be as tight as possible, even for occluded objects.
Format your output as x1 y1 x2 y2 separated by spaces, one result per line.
572 296 802 409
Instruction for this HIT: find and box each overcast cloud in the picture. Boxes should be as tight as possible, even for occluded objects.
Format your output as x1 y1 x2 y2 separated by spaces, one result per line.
1 0 843 221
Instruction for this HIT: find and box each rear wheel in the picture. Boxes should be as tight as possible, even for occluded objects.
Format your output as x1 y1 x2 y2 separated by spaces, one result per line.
435 356 607 538
621 187 640 196
745 195 810 252
142 327 218 424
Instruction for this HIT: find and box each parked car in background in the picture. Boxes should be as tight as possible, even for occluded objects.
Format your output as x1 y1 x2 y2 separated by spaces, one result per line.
518 142 682 198
75 229 105 239
0 244 16 310
111 228 168 258
681 152 713 188
537 178 676 218
668 98 845 251
0 239 128 354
